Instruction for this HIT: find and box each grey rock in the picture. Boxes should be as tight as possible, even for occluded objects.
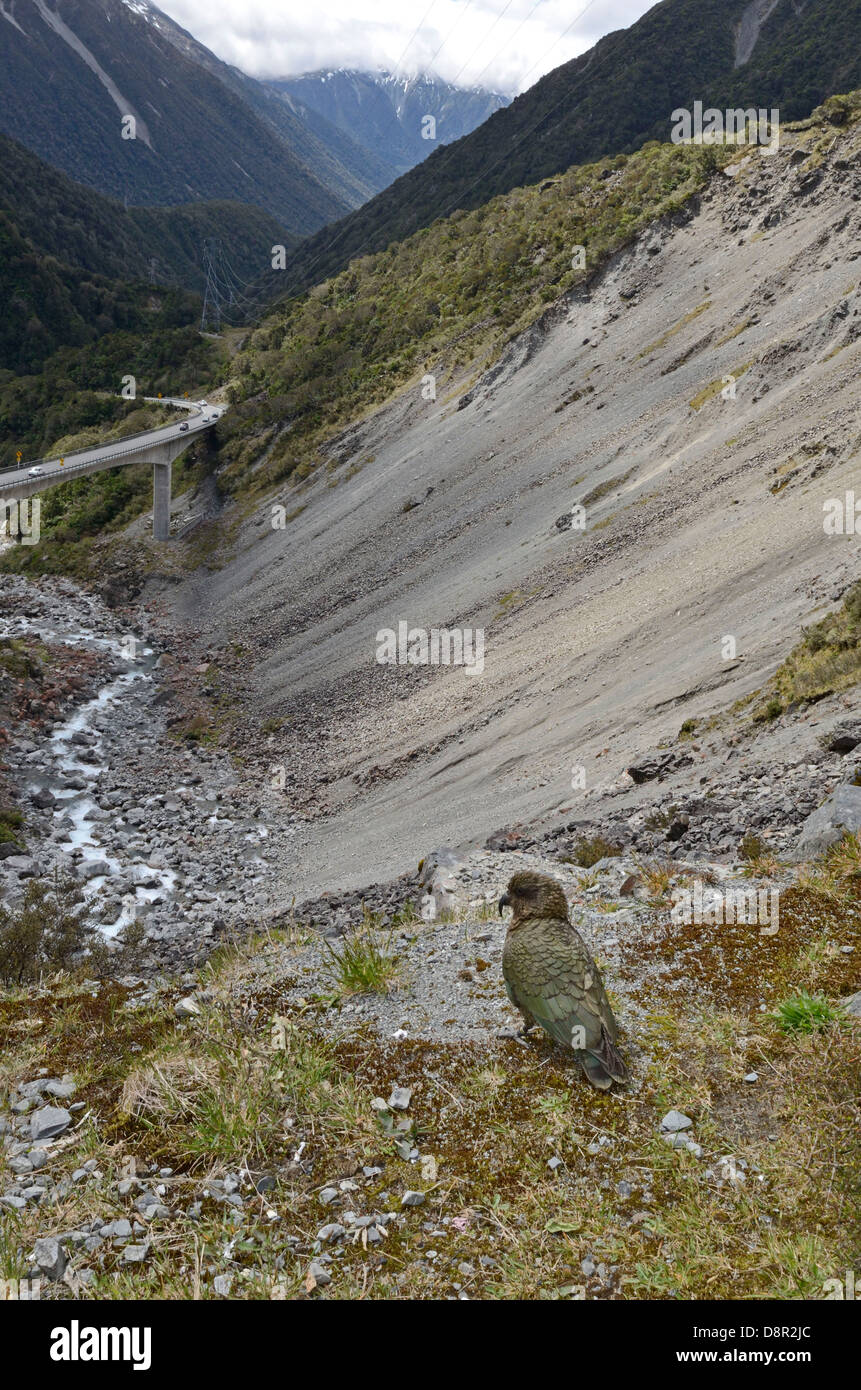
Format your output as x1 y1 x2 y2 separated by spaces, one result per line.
5 856 37 877
100 1219 133 1239
33 1236 67 1280
213 1274 233 1296
660 1110 693 1134
122 1243 150 1263
316 1223 346 1242
793 782 861 860
825 720 861 754
307 1260 331 1287
388 1086 412 1111
401 1190 426 1207
29 1105 72 1141
79 860 112 881
841 990 861 1018
44 1080 76 1100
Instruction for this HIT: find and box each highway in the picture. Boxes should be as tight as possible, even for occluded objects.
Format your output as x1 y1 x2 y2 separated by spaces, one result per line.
0 396 223 496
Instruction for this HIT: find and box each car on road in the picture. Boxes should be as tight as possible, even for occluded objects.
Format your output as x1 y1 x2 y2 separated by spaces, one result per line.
28 465 44 478
179 422 189 432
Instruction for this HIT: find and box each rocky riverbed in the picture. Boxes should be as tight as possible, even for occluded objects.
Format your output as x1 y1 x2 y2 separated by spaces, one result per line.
4 573 861 987
0 576 303 973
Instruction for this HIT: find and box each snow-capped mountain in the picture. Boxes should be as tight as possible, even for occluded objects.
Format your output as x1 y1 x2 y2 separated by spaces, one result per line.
269 68 511 177
0 0 391 232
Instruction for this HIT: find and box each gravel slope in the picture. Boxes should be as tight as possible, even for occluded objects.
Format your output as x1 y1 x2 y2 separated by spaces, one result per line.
163 117 861 903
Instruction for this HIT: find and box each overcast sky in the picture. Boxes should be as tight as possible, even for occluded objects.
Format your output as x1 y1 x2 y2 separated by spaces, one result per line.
155 0 658 95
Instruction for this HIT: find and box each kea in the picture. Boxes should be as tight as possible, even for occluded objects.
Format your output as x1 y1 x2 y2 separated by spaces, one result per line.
498 870 628 1090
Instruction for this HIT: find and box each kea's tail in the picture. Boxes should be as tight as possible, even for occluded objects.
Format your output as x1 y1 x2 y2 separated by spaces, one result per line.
579 1026 629 1090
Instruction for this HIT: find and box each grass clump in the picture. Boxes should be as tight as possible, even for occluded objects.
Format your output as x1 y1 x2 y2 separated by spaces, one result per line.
636 859 677 904
771 989 839 1035
0 804 25 852
739 831 779 876
121 1008 343 1164
797 831 861 905
322 917 400 996
562 835 622 868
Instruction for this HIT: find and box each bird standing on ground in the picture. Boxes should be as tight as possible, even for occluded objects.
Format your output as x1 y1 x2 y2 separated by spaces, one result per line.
498 870 628 1090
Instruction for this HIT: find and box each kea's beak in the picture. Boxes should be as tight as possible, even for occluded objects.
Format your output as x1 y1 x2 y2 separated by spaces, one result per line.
498 892 511 916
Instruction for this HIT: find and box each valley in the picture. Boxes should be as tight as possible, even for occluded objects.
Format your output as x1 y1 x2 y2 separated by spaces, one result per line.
0 0 859 1315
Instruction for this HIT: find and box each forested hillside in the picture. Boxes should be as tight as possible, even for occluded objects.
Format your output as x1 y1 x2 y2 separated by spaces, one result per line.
0 133 290 293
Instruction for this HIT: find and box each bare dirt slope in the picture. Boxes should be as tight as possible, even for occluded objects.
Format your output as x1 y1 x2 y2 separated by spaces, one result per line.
167 118 861 901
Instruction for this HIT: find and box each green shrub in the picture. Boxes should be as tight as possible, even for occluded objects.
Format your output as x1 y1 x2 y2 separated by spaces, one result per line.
0 872 94 985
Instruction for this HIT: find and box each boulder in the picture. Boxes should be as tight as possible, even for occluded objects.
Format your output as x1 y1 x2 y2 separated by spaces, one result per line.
627 753 675 784
824 720 861 754
792 781 861 860
30 1105 73 1141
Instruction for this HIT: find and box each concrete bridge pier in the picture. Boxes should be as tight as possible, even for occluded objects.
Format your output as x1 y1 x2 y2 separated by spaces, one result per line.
153 459 173 542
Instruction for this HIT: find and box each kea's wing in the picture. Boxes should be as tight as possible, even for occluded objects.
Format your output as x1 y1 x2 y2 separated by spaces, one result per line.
505 918 609 1052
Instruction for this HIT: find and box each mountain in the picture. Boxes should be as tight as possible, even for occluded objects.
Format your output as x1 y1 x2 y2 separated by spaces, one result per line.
277 0 861 293
270 69 510 179
0 0 387 233
0 132 292 293
0 130 293 375
170 93 861 899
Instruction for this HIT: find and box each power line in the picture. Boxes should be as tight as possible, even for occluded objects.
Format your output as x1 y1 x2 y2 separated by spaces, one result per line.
449 0 521 90
199 238 286 331
392 0 441 79
425 0 477 73
200 238 223 331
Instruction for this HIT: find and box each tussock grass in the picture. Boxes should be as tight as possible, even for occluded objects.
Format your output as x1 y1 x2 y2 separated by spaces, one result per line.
561 835 622 868
739 832 780 877
771 989 839 1035
636 859 677 904
322 921 400 996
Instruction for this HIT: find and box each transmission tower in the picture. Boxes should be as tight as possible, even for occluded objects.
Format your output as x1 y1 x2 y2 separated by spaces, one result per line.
200 238 223 332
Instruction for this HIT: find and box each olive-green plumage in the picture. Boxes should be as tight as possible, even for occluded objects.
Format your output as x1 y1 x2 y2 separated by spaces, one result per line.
499 870 628 1090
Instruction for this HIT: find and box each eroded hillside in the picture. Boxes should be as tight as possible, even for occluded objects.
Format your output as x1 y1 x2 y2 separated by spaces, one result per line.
157 102 861 902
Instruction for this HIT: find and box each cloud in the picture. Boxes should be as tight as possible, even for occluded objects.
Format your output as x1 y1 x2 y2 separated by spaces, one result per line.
154 0 657 95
